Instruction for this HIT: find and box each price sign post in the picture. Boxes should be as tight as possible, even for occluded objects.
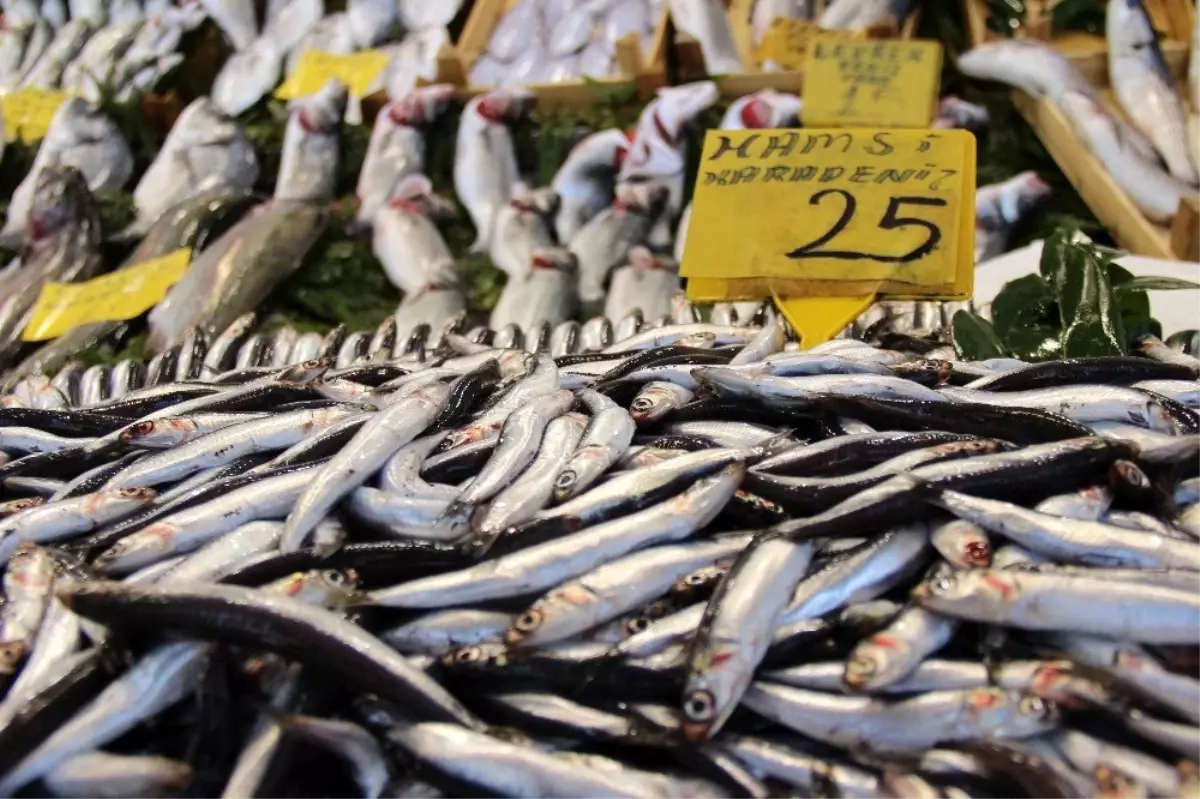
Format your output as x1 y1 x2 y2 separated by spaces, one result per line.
22 248 193 342
275 50 390 101
680 128 976 347
802 38 942 129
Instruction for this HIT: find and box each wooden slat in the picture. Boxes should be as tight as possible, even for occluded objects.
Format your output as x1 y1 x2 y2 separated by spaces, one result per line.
1011 90 1179 260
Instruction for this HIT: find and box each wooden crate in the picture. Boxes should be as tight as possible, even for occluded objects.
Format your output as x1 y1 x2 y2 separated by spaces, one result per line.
1012 89 1198 260
963 0 1198 260
443 0 669 109
962 0 1193 84
671 0 921 97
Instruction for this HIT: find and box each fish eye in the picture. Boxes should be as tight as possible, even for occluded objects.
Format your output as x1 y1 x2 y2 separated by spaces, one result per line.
625 616 650 635
454 647 482 663
514 610 542 633
847 653 877 677
686 572 707 585
930 573 958 595
682 690 716 722
323 570 345 586
1019 695 1053 718
631 397 654 411
555 471 576 489
117 488 147 498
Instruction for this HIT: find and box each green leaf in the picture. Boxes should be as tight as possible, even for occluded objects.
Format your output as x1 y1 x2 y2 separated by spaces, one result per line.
1061 253 1125 358
991 273 1054 340
1112 276 1200 293
953 311 1009 361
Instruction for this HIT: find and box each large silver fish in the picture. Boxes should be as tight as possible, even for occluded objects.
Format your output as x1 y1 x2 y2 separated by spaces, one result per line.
0 167 103 367
605 246 680 323
355 84 455 229
819 0 912 29
490 248 579 331
0 98 133 247
488 183 558 281
570 182 667 304
453 87 534 252
212 35 283 118
1107 0 1198 185
667 0 743 73
974 172 1051 263
197 0 257 50
275 79 347 202
5 189 255 387
148 200 328 351
394 285 467 337
124 97 259 238
550 129 631 244
60 17 141 101
18 16 91 89
372 174 461 294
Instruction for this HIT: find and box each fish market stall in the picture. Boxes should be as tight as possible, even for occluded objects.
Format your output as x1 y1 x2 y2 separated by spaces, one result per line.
960 0 1200 260
0 2 1199 798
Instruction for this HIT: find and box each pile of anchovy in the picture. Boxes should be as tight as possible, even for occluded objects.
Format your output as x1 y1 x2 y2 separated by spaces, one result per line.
0 309 1197 799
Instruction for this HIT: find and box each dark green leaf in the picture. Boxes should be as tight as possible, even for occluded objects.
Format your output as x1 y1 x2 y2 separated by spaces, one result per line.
952 311 1009 360
1062 253 1125 358
1003 326 1062 361
1050 0 1105 35
991 273 1054 340
1112 276 1200 293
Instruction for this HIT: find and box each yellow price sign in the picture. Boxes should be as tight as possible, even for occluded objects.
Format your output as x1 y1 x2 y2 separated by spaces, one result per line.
802 37 941 128
275 50 390 101
2 89 71 143
22 248 193 342
756 18 861 71
680 128 976 345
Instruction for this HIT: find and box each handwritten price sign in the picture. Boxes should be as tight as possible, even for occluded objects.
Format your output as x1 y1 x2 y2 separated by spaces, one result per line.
22 248 193 341
275 50 390 100
681 127 975 297
2 89 71 143
756 19 862 71
802 38 942 129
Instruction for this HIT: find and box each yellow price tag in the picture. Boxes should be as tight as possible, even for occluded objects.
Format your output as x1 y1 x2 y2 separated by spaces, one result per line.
680 128 976 345
275 50 390 101
22 248 193 342
756 19 860 72
802 37 942 128
2 89 71 143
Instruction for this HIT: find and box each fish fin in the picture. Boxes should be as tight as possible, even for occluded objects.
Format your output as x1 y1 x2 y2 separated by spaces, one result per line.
436 500 474 527
755 430 801 461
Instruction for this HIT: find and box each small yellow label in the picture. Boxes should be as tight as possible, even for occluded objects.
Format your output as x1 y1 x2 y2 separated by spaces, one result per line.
680 127 976 302
756 19 861 71
22 248 192 342
275 49 390 100
802 37 942 128
2 89 71 143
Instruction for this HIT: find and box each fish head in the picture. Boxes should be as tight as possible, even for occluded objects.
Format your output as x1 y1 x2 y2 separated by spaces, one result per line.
530 247 577 276
295 79 350 134
614 180 670 216
844 636 906 692
505 600 551 647
627 245 674 272
552 448 606 502
171 96 239 146
630 381 688 424
1107 0 1159 53
26 166 91 241
681 643 747 742
473 87 535 125
0 497 45 516
265 568 360 608
441 642 511 674
645 80 719 143
999 171 1051 223
619 134 685 181
119 417 197 446
740 89 803 129
93 520 173 574
387 83 456 126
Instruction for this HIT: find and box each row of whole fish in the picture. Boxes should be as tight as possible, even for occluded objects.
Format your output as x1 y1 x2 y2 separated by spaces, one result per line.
470 0 667 88
0 305 1197 798
959 0 1200 223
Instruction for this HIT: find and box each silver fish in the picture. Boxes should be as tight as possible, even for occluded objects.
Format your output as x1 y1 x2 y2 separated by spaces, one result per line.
570 183 666 305
453 88 533 252
0 99 133 246
355 85 455 228
211 35 283 117
275 79 347 202
489 183 558 281
975 172 1052 263
552 129 631 244
489 249 579 333
373 174 461 294
604 246 681 323
44 752 193 799
125 97 259 237
197 0 257 50
148 200 328 351
1108 0 1198 184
